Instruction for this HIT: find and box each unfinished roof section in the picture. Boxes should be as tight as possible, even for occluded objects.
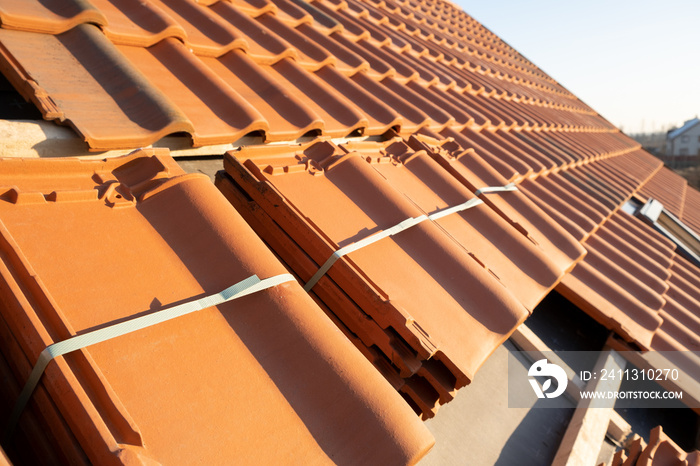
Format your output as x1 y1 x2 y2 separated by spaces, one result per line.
1 0 699 444
0 150 433 464
0 0 615 150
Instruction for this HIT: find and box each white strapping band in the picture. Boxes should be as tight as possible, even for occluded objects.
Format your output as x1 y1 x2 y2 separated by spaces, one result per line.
304 182 518 291
3 273 296 441
304 215 428 291
474 182 517 196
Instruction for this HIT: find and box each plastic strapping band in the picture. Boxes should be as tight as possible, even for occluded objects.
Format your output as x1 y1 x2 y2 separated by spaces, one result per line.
303 182 518 292
304 215 428 291
427 198 484 221
473 182 518 197
3 273 296 441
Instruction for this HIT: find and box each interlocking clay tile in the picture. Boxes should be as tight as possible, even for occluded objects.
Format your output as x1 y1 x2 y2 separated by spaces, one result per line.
208 4 296 64
217 157 466 419
147 0 247 56
117 39 270 146
0 24 194 150
349 138 563 311
91 0 187 47
636 426 699 466
216 169 425 376
681 188 700 234
200 49 323 140
314 65 402 135
223 143 529 386
418 134 586 272
0 149 433 465
611 448 627 466
0 0 106 34
216 171 456 419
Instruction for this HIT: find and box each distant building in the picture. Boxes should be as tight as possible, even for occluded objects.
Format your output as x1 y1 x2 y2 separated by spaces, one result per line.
665 118 700 168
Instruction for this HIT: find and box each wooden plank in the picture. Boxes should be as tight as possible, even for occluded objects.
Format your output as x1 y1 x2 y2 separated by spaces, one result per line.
0 119 253 158
0 119 382 159
552 349 627 466
607 410 632 445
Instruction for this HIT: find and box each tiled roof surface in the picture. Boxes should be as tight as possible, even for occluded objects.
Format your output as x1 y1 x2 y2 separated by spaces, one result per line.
0 0 612 150
0 150 433 464
0 0 699 461
607 426 700 466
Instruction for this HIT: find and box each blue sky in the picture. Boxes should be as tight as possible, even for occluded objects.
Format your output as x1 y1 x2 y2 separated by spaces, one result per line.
452 1 700 134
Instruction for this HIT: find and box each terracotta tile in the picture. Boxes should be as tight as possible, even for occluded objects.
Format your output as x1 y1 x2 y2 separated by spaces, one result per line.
266 58 369 137
91 0 187 47
0 24 193 150
0 150 434 464
382 78 455 132
223 143 530 386
0 0 106 34
439 127 521 181
558 262 662 350
141 0 247 56
266 0 315 27
681 188 700 235
228 0 278 18
330 34 397 79
350 72 430 134
117 39 269 146
657 306 700 352
637 426 695 465
357 139 565 311
216 171 426 377
623 436 647 466
255 13 334 69
610 448 627 466
311 0 369 39
408 134 587 280
639 166 688 218
201 50 323 140
671 254 700 291
517 183 593 241
595 225 672 282
0 0 698 437
294 23 368 73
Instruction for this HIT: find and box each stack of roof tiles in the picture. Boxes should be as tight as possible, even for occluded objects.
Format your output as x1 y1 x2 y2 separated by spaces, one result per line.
216 135 587 417
0 0 698 462
606 426 700 466
0 151 432 464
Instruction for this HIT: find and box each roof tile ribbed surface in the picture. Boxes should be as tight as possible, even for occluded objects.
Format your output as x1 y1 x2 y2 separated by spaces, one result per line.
0 0 699 460
607 426 700 466
0 0 612 150
0 150 433 464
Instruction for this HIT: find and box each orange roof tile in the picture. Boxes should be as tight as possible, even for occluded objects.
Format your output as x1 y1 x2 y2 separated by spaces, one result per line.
610 426 700 466
0 0 614 150
0 0 699 458
0 150 433 464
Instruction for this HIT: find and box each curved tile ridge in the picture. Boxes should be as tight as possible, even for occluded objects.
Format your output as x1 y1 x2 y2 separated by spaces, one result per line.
636 426 700 465
91 0 189 47
148 0 249 56
0 150 435 464
116 39 270 146
0 0 106 34
0 24 194 150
